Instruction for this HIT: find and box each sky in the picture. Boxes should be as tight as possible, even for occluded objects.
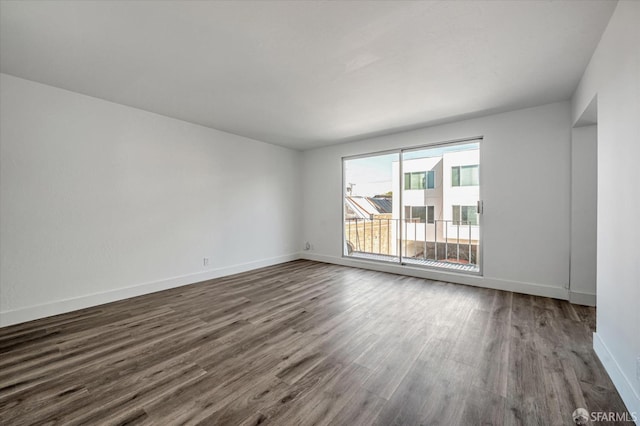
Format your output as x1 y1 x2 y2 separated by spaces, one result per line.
344 142 479 197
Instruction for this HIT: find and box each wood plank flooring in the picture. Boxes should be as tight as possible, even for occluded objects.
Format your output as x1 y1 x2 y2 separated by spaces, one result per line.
0 260 628 425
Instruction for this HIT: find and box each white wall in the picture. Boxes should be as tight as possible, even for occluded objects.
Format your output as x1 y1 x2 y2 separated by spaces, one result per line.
442 149 480 241
0 74 301 326
570 125 597 305
301 101 572 298
571 1 640 419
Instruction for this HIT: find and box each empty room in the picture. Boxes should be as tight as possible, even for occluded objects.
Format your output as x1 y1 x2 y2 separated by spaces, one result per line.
0 0 638 425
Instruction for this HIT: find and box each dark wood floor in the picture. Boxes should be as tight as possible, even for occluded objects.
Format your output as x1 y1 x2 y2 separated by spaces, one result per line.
0 260 628 425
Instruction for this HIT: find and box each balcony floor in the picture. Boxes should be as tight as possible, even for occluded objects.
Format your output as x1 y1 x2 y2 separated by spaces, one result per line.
350 251 480 273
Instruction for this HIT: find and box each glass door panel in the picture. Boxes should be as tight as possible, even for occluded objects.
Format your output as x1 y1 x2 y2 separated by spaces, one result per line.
401 142 481 272
343 152 399 262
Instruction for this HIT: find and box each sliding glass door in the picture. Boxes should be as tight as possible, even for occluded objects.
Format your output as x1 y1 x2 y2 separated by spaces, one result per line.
343 139 481 274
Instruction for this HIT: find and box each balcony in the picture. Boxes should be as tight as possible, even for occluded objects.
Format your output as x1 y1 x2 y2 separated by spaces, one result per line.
344 218 480 273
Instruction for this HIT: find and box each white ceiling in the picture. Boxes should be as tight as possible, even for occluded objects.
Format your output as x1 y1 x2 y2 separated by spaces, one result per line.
0 1 616 150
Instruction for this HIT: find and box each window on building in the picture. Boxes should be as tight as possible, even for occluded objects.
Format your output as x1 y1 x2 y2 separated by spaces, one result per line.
404 172 425 190
404 171 435 189
426 170 435 189
403 206 435 223
427 205 435 224
452 165 479 186
404 206 426 223
452 205 478 225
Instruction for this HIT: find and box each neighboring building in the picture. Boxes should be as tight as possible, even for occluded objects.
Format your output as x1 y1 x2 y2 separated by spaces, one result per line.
391 149 480 262
441 149 480 243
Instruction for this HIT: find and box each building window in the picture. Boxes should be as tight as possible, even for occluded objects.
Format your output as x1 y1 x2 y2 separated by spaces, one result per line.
404 206 426 223
427 205 435 224
404 172 425 190
452 165 479 186
404 171 435 190
426 170 435 189
403 205 435 223
452 205 478 225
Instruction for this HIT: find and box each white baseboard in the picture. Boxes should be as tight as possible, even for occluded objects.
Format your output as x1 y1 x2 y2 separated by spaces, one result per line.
569 290 597 307
593 332 640 425
0 253 301 327
300 252 570 301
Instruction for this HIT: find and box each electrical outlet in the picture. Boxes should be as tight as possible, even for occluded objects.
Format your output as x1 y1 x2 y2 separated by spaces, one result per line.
203 257 209 266
305 242 311 250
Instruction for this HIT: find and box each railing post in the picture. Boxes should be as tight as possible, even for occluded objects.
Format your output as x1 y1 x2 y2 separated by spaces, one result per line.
397 218 400 260
414 220 417 258
364 217 367 252
434 220 438 260
371 218 374 254
456 222 460 262
387 219 390 255
404 219 408 260
364 217 367 253
445 220 448 262
424 218 427 260
469 222 472 264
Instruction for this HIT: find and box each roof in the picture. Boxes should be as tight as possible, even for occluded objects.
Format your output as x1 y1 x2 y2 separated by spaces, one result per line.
345 196 392 219
366 197 392 214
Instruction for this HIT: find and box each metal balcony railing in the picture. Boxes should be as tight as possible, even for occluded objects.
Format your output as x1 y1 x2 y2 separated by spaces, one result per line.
344 217 479 267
